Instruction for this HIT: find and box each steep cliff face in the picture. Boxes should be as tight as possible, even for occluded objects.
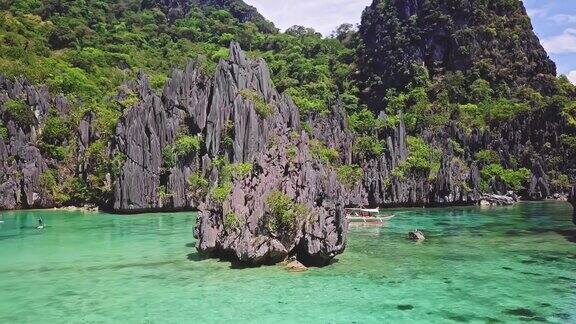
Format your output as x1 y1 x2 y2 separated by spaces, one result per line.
358 0 557 106
196 130 348 266
111 73 191 212
109 42 347 264
309 107 480 208
195 53 347 265
110 43 298 212
0 76 71 209
355 0 575 202
485 106 575 198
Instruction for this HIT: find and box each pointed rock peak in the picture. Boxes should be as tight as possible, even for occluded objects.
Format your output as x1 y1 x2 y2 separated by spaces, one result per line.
134 71 153 97
136 71 149 83
229 41 247 66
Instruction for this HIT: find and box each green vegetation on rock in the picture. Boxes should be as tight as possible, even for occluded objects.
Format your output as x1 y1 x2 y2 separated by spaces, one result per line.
224 163 253 180
174 134 203 156
336 164 364 188
0 120 7 139
480 164 532 191
3 98 35 127
40 169 69 203
475 150 500 165
211 182 233 202
393 136 441 180
223 212 241 231
188 172 210 196
353 135 385 157
163 134 203 168
310 140 339 165
266 190 308 231
238 89 273 118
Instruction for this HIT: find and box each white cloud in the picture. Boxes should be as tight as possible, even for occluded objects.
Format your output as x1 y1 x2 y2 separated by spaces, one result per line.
549 14 576 24
568 70 576 84
244 0 372 36
542 28 576 54
527 7 549 19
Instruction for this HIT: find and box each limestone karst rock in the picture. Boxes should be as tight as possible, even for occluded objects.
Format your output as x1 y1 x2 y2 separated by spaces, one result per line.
0 76 70 209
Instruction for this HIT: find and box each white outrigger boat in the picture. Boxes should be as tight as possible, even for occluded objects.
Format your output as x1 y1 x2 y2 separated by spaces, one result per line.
345 208 395 223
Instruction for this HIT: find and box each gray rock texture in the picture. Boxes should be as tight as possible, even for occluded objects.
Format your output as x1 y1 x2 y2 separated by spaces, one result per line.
195 127 348 266
1 41 575 265
408 230 425 241
0 76 70 209
189 43 347 265
479 194 518 207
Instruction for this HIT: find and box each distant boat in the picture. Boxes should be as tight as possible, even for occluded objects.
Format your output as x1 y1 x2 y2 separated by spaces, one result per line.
345 208 395 223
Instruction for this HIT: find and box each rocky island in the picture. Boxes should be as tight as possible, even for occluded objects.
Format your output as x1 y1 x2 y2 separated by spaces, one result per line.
0 0 575 266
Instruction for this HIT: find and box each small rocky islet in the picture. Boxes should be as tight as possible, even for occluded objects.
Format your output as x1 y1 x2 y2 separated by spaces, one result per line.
0 0 575 267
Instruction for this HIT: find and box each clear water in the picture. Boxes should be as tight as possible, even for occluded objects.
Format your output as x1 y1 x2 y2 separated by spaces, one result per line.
0 202 575 323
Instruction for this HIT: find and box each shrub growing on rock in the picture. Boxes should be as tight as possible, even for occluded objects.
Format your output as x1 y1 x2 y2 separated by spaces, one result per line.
392 136 441 180
310 140 339 165
336 165 364 188
162 145 177 169
475 149 500 165
480 164 532 191
223 212 240 231
3 98 35 127
563 101 576 126
266 190 308 231
0 120 7 139
188 172 209 196
157 185 167 200
211 182 232 202
41 113 70 145
38 141 69 161
162 135 203 169
223 163 253 180
110 152 127 177
238 89 273 118
40 169 69 203
173 134 202 156
353 135 385 157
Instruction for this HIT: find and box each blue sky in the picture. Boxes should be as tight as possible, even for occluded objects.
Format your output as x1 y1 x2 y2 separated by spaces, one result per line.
245 0 576 82
524 0 576 81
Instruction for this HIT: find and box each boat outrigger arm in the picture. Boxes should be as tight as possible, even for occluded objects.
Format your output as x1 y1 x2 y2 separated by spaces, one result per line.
345 208 395 223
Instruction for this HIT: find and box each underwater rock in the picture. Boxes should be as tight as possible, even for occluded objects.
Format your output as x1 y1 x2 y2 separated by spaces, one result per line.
285 259 308 272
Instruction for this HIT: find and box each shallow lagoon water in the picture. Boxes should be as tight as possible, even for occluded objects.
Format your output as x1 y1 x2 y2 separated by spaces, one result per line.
0 202 575 323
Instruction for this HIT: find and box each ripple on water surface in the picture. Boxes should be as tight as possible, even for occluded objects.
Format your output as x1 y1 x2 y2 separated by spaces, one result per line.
0 202 574 323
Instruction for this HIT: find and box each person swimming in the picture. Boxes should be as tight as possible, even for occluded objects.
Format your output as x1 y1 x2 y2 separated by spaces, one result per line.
37 217 44 229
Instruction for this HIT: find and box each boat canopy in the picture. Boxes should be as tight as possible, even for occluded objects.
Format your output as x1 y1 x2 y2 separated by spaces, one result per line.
345 208 379 214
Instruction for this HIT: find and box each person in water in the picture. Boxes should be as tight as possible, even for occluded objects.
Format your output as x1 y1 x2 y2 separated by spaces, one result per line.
37 217 44 229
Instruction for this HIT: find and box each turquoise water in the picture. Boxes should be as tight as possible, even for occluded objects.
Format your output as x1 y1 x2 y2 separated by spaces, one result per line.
0 202 575 323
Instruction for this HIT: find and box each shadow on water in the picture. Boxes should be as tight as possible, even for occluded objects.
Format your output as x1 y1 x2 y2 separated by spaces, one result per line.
553 229 576 243
186 253 203 262
185 251 260 269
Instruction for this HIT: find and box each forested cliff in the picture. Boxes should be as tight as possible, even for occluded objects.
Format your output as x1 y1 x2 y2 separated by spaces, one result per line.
0 0 575 263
